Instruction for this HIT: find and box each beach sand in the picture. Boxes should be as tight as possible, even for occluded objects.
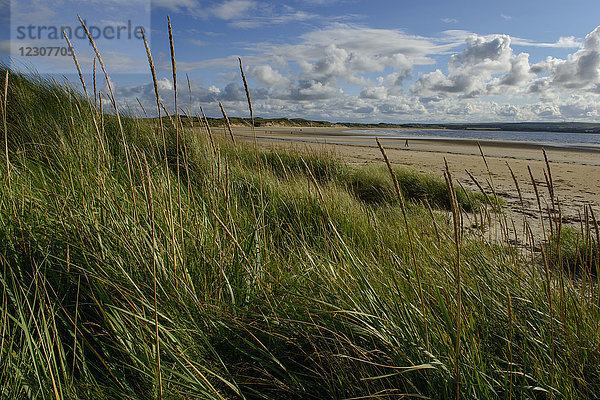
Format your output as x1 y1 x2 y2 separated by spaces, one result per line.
229 126 600 241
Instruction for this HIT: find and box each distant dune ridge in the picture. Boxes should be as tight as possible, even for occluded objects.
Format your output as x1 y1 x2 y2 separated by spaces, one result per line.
172 114 600 133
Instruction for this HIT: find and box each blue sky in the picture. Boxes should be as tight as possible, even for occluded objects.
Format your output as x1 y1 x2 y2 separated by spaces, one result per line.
3 0 600 122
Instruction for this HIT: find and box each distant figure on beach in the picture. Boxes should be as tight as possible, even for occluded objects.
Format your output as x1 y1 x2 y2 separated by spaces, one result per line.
404 139 409 147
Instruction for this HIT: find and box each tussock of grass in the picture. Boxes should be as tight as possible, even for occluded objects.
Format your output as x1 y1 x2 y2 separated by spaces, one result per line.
546 226 600 276
346 164 488 211
1 57 600 400
226 144 490 212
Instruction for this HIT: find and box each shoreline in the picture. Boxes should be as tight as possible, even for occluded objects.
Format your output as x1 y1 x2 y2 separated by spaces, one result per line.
254 134 600 159
249 126 600 156
229 126 600 165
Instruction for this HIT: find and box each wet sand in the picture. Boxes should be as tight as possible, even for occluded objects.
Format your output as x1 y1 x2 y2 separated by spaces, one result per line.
231 126 600 240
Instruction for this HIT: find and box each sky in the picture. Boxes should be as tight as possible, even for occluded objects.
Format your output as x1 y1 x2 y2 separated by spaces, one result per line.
3 0 600 123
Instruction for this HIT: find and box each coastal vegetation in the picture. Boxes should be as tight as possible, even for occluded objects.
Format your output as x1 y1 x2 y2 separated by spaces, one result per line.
1 22 599 399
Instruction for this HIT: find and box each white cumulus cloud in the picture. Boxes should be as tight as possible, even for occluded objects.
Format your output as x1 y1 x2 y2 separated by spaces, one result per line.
531 26 600 91
108 23 600 123
248 65 289 86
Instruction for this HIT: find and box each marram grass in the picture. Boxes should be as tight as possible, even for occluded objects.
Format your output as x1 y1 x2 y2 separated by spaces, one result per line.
1 38 600 400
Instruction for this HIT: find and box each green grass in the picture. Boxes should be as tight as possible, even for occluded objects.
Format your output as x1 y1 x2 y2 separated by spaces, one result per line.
1 63 600 400
226 144 491 212
545 226 600 277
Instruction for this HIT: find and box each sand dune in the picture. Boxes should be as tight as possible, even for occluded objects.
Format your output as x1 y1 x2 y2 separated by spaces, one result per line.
230 126 600 240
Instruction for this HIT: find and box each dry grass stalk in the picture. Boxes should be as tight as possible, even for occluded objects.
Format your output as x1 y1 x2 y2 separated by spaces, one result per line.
424 199 441 246
464 169 491 231
376 138 429 352
275 152 290 181
159 101 176 129
196 106 216 151
141 28 161 119
98 91 105 133
168 16 178 121
239 57 265 251
137 98 148 118
198 108 216 152
507 162 528 246
224 154 230 218
179 107 190 120
178 82 194 235
186 73 193 129
238 57 256 149
141 26 177 279
63 33 88 99
457 180 479 232
93 57 97 107
167 17 181 129
506 163 525 211
62 33 107 168
477 143 504 238
73 98 82 119
76 15 136 216
465 169 492 209
238 58 254 126
528 166 548 241
591 206 600 248
543 150 562 264
2 69 9 188
89 111 107 179
443 158 462 400
218 102 236 143
508 214 521 269
168 16 185 273
543 172 555 238
77 15 111 102
167 17 181 154
179 107 193 125
238 59 259 167
543 149 556 208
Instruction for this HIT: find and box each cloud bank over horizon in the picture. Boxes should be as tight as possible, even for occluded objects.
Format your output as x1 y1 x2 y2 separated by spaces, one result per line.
111 24 600 123
71 0 600 123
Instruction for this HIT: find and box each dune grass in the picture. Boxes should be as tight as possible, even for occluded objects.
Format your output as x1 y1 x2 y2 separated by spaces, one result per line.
546 225 600 277
1 31 600 400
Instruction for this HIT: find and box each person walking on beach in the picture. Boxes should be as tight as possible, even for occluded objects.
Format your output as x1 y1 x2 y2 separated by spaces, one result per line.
404 139 409 147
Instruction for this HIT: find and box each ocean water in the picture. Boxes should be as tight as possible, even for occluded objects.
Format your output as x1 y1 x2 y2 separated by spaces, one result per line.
343 129 600 151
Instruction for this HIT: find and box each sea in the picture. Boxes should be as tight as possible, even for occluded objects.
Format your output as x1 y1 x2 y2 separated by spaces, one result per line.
342 129 600 151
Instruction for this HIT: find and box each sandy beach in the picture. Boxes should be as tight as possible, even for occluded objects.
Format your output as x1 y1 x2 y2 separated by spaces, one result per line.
230 126 600 239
